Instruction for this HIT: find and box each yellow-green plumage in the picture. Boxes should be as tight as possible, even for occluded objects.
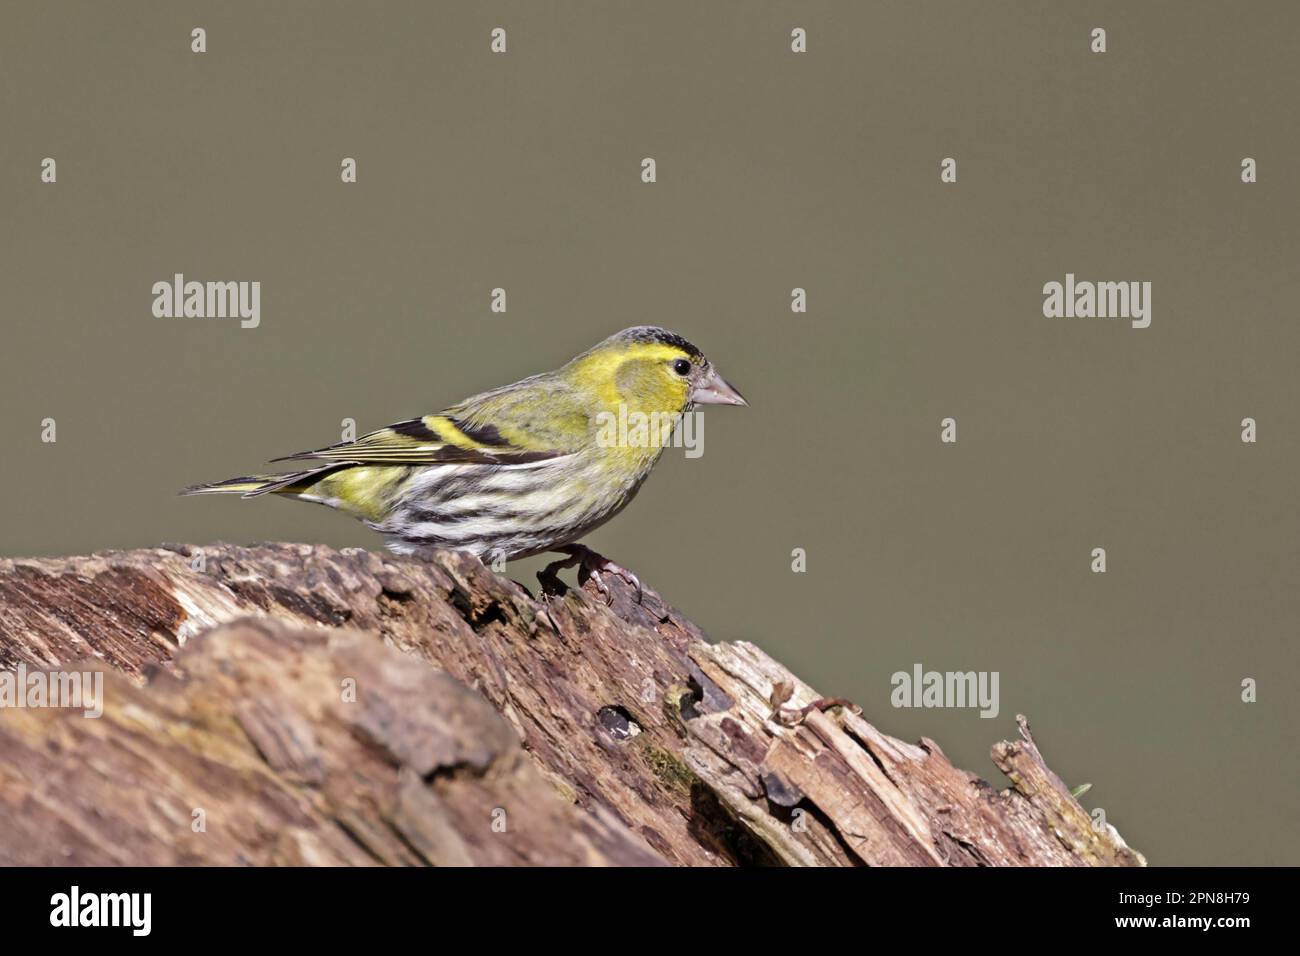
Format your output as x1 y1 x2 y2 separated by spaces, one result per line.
182 327 746 562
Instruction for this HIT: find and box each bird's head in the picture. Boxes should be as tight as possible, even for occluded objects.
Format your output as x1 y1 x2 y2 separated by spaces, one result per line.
570 326 748 418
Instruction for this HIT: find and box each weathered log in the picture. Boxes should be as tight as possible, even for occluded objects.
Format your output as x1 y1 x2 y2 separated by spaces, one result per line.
0 543 1144 866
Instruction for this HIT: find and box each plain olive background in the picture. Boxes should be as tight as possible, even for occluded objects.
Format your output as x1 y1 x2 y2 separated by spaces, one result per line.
2 2 1296 865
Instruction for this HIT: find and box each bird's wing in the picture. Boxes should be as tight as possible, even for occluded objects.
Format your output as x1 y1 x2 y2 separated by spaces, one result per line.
274 378 592 467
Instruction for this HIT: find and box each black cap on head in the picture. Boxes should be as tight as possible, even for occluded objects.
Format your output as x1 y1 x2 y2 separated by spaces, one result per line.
614 325 703 358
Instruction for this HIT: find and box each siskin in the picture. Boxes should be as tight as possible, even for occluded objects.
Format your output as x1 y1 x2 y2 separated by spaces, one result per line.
182 326 747 600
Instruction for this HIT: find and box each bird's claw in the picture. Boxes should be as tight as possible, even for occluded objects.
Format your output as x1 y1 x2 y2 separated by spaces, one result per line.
597 561 643 604
541 544 643 605
586 567 613 605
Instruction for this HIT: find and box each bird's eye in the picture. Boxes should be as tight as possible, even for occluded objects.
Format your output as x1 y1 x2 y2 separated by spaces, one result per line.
672 359 692 376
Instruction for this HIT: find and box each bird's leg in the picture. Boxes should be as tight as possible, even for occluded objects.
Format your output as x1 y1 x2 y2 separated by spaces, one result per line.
555 543 643 605
537 551 582 597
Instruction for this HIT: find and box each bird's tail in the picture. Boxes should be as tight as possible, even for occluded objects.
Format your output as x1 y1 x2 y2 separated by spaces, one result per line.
180 464 343 499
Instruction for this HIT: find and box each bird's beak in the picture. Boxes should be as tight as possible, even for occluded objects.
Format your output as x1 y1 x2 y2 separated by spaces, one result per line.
690 366 748 406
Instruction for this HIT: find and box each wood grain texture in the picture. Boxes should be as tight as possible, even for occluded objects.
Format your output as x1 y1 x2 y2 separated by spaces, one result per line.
0 543 1144 867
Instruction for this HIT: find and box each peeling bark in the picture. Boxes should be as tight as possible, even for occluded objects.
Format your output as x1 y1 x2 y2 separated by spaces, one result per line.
0 543 1144 867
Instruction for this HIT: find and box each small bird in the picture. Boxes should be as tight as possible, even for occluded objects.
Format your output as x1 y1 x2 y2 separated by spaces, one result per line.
182 326 747 600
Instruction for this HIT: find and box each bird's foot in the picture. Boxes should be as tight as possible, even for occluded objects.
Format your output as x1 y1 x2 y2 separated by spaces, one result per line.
542 544 643 605
538 551 581 598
